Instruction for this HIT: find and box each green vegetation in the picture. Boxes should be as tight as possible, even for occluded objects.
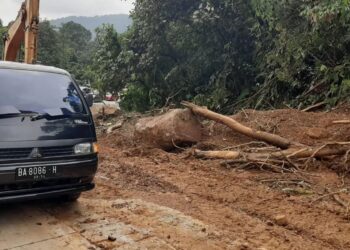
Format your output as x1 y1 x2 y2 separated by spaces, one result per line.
36 21 93 85
251 0 350 109
120 0 257 112
92 24 122 96
2 1 350 112
118 0 350 112
0 19 6 57
0 19 93 85
37 21 61 66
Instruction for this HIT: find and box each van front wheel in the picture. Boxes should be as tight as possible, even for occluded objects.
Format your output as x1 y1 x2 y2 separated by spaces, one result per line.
61 192 81 202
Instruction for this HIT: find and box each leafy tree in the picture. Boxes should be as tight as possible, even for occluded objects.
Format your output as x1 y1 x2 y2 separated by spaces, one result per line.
4 1 349 111
59 21 92 52
58 21 93 85
37 21 61 66
251 0 350 108
120 0 256 112
92 24 123 95
116 0 350 112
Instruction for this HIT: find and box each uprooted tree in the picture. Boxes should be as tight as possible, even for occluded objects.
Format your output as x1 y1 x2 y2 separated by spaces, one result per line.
181 102 350 172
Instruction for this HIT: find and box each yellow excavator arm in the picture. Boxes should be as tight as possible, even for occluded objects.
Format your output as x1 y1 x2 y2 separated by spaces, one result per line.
3 0 40 64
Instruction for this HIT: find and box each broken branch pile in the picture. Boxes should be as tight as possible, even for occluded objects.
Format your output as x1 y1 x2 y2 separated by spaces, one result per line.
181 101 350 172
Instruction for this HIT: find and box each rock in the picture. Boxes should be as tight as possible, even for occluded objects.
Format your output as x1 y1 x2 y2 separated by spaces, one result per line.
91 103 120 120
108 235 117 242
266 220 274 226
274 215 288 227
135 109 202 150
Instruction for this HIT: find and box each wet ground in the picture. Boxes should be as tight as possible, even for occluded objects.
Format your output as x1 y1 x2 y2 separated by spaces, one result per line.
1 107 350 250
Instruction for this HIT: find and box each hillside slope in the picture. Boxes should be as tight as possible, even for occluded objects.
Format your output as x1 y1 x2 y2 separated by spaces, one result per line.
50 14 132 34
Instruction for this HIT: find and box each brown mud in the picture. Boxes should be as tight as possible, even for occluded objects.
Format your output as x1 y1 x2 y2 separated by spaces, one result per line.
67 106 350 249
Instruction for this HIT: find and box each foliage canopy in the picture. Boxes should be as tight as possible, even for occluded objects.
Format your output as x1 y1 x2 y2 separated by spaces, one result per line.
2 0 350 112
119 0 350 112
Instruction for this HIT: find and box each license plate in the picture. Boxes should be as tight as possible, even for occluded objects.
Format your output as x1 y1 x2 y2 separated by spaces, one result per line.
16 166 59 181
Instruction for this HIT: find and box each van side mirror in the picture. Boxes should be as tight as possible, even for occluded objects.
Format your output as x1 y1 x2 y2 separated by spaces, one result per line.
85 94 94 107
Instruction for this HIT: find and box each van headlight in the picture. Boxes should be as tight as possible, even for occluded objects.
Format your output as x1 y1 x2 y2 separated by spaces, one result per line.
74 143 95 155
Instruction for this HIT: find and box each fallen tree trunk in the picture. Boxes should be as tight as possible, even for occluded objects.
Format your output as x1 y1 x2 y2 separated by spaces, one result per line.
194 143 350 161
271 145 349 159
331 120 350 125
194 150 240 160
302 102 326 112
182 101 291 149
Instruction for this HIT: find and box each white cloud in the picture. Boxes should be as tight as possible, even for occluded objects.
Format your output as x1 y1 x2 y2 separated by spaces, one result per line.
0 0 134 25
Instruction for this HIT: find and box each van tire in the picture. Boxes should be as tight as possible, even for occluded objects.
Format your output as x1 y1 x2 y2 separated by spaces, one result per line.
61 192 81 202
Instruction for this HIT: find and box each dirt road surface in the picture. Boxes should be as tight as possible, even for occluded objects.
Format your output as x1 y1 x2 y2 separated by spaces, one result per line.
1 107 350 249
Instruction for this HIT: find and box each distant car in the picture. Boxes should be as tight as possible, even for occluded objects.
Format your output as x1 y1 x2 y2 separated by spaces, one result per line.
105 92 116 101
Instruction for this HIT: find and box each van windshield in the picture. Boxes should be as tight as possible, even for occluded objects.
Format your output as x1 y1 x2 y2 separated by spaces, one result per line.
0 69 86 116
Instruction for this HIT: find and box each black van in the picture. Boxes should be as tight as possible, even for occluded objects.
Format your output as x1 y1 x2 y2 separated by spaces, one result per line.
0 61 98 203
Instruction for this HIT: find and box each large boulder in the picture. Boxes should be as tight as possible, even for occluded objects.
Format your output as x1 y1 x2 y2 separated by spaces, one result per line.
135 109 202 150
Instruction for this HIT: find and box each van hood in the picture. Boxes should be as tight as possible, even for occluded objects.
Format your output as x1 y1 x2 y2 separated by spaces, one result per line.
0 117 94 142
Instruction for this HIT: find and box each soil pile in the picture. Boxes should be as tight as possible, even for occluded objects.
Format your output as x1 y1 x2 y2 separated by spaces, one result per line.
90 107 350 249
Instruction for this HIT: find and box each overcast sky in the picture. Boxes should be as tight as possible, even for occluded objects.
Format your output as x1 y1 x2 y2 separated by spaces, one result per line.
0 0 134 25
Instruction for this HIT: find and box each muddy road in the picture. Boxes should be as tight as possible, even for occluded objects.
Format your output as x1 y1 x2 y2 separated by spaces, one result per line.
0 196 209 249
1 107 350 250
